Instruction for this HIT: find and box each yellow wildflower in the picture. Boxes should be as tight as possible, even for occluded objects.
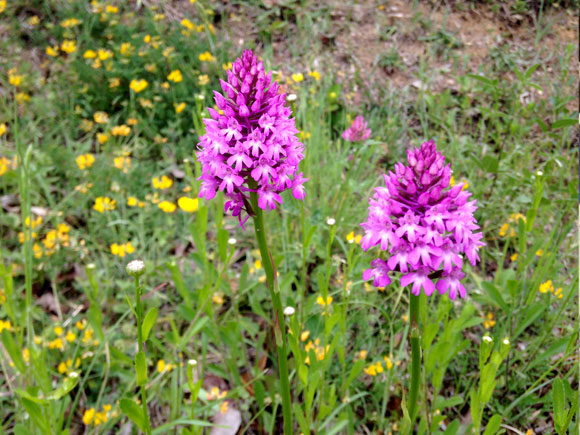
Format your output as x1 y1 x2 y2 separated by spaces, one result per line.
222 62 233 71
97 133 108 144
198 51 216 62
82 408 95 425
167 70 183 83
316 295 332 307
109 77 120 88
292 73 304 83
93 197 116 213
177 197 199 212
174 102 186 114
0 320 12 333
212 292 224 305
113 156 131 173
308 71 321 81
83 50 97 59
129 79 148 93
158 201 177 213
61 18 81 27
111 125 131 136
535 249 543 257
383 356 393 369
539 280 554 294
483 312 495 329
93 111 108 124
120 42 133 56
152 175 173 190
48 337 64 350
9 72 22 87
198 75 209 85
61 40 77 54
28 15 40 26
66 331 76 342
220 401 229 414
46 46 59 57
127 118 138 126
181 18 195 31
499 223 510 237
105 4 118 13
510 253 518 261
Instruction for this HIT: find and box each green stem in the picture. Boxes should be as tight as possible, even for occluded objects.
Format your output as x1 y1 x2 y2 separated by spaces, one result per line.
134 276 152 435
249 191 292 435
408 292 421 427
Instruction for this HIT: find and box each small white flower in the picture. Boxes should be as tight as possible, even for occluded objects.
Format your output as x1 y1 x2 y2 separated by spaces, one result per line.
187 359 198 367
283 306 295 316
536 170 543 176
503 338 510 345
196 94 205 101
482 336 493 343
286 94 297 102
69 371 79 378
228 238 237 245
326 218 336 226
126 260 145 277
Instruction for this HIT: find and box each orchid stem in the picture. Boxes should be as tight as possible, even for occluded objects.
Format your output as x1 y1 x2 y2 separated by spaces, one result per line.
249 191 292 435
408 292 421 428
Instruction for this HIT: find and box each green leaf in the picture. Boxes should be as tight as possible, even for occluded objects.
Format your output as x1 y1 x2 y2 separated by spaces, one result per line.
1 330 25 373
482 414 502 435
22 398 50 433
552 377 566 431
443 420 460 435
513 304 545 339
551 118 577 129
151 418 214 434
46 374 80 400
120 398 147 432
298 364 308 388
467 73 498 87
15 388 48 405
13 424 34 435
142 308 158 342
470 388 481 433
217 228 229 262
481 282 508 312
482 155 499 173
135 351 148 386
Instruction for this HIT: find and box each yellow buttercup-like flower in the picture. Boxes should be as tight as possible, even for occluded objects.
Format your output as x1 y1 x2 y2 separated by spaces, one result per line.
76 154 95 170
93 111 109 124
111 125 131 136
113 156 131 173
93 197 116 213
129 79 148 93
167 70 183 83
174 102 186 114
152 175 173 190
97 133 108 144
61 40 77 54
292 73 304 83
198 51 216 62
46 46 59 57
110 242 135 257
198 74 209 85
158 201 177 213
177 197 199 213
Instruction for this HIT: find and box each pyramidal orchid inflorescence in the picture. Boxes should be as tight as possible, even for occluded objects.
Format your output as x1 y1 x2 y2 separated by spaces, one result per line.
342 115 371 142
196 49 307 227
361 140 485 300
